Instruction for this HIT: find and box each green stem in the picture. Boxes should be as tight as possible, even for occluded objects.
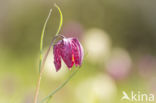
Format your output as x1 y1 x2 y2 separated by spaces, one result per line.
34 9 53 103
39 9 52 72
40 68 80 103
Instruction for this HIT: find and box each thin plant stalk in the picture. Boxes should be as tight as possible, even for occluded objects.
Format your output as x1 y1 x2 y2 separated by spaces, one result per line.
34 9 52 103
34 4 63 103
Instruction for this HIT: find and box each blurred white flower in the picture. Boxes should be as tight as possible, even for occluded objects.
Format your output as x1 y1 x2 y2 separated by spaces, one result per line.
83 28 111 63
106 48 132 80
76 74 117 103
75 78 93 103
92 74 117 102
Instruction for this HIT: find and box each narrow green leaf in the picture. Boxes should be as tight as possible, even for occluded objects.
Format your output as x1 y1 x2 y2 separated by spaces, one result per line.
54 4 63 36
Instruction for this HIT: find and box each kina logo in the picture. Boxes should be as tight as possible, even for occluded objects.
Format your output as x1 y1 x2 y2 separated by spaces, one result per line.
121 91 155 102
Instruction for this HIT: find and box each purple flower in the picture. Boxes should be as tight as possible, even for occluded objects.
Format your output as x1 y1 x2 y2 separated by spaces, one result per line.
53 37 84 72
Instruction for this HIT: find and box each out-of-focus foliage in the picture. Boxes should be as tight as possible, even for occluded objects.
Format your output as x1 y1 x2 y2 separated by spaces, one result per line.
0 0 156 103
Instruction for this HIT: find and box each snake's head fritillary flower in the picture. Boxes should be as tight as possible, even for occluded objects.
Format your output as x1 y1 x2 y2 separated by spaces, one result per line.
53 37 84 72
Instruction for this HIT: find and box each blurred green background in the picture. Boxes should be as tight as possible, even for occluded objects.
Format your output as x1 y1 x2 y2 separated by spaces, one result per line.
0 0 156 103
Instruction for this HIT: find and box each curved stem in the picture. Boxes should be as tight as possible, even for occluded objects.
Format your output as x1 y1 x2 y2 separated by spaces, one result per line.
54 4 63 36
40 68 80 103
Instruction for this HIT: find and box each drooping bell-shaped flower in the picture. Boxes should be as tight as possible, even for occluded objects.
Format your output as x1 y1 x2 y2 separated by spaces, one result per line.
53 37 84 72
